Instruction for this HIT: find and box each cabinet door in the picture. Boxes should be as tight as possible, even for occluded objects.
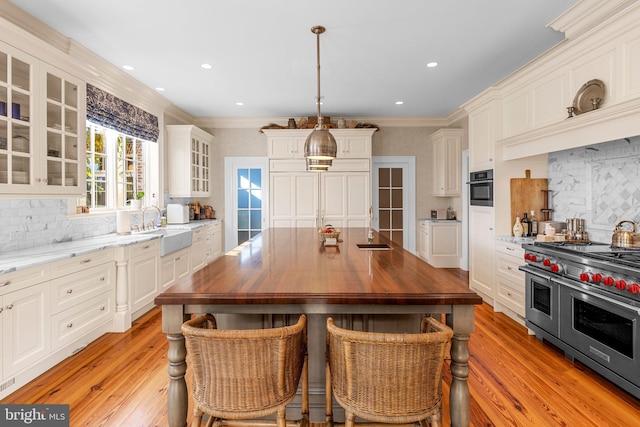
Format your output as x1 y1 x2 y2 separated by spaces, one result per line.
191 228 208 272
0 42 35 193
2 282 50 377
270 172 318 227
41 64 85 194
129 250 158 316
432 130 461 196
418 221 430 261
322 172 370 228
469 104 496 172
336 136 371 158
208 223 222 262
191 136 210 196
469 207 495 302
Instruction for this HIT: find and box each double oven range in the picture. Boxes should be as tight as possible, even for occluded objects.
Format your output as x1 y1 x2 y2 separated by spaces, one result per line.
520 241 640 398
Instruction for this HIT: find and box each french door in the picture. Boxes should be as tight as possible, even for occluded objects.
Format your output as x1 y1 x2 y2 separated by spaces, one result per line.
372 157 416 254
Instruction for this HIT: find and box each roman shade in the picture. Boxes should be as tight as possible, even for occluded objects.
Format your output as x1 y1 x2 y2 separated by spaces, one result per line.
86 84 159 142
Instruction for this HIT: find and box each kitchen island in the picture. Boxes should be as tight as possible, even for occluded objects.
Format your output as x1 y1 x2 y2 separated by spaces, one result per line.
155 228 482 427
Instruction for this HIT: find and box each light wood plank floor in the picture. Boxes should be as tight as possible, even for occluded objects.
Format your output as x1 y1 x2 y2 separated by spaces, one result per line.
3 276 640 426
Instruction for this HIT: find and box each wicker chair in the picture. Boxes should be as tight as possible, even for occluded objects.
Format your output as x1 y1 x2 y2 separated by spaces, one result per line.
182 314 309 427
325 317 453 427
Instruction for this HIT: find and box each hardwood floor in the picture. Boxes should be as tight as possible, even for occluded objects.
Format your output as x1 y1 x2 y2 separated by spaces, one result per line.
3 279 640 426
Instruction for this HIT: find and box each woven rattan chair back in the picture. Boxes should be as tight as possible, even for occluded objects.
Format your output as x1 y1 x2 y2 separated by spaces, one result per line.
325 316 453 427
182 314 309 427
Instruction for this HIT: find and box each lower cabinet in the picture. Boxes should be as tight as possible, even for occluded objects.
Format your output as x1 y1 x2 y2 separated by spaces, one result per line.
493 239 526 324
0 248 115 399
208 221 223 262
160 247 191 290
129 240 160 320
191 226 208 272
417 220 461 268
469 206 495 304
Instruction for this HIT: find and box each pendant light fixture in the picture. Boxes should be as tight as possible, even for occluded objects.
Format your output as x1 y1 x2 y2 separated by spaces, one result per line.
304 25 337 169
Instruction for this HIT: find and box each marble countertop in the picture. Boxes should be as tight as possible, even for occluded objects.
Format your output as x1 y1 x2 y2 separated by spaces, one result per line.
417 218 461 222
0 220 219 275
494 235 536 244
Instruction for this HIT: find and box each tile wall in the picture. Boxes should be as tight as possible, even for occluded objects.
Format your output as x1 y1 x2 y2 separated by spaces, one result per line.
548 135 640 243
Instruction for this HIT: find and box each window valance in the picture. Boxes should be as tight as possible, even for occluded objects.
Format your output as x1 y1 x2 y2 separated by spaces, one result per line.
86 84 159 142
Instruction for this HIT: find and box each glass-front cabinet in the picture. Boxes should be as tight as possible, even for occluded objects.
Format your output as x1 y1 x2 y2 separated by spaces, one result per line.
0 40 84 195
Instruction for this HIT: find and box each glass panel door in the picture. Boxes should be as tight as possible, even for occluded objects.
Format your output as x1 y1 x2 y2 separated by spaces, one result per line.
377 167 404 246
237 167 263 245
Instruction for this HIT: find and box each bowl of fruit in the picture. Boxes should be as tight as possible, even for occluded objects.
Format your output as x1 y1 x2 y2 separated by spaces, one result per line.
319 225 341 245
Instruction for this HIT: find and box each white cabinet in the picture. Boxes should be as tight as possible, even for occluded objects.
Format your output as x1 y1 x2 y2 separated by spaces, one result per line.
469 206 495 304
207 221 223 263
263 128 375 160
266 135 307 159
2 281 50 379
166 125 213 197
494 240 526 323
128 240 159 320
160 247 191 290
190 226 208 272
321 172 370 228
270 172 319 228
335 135 372 158
468 101 497 173
417 220 461 268
431 129 461 196
0 41 85 195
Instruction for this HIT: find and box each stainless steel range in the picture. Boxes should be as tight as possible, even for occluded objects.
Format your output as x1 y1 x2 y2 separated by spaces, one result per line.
520 241 640 399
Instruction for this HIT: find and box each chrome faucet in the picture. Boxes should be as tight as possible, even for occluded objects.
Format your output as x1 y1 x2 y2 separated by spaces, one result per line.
142 205 162 230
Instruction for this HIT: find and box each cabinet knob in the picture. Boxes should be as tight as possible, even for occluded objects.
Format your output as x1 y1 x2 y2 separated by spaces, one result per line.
67 323 73 328
100 306 105 311
67 289 73 294
100 276 105 281
0 280 11 287
80 258 92 264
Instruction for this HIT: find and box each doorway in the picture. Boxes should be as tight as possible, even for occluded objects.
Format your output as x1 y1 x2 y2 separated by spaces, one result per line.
372 157 416 254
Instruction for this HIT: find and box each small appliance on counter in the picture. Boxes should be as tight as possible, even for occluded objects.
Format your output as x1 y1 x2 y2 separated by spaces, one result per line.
430 208 456 220
167 204 190 224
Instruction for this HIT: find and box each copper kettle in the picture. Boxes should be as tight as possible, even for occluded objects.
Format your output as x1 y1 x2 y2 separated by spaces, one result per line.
611 220 640 248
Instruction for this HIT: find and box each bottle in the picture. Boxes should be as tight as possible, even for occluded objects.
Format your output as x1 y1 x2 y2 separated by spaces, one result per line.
521 212 530 237
513 216 523 237
530 210 538 236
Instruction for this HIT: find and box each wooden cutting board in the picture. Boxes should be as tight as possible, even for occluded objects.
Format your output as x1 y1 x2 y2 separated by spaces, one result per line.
510 170 548 233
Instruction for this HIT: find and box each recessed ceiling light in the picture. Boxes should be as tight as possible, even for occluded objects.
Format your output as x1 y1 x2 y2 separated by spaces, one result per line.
236 102 244 106
201 63 213 70
155 87 165 92
122 65 134 71
427 62 438 68
395 101 404 105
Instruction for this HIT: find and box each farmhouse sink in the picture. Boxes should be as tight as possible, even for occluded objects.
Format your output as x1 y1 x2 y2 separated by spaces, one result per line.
356 243 391 250
149 228 193 256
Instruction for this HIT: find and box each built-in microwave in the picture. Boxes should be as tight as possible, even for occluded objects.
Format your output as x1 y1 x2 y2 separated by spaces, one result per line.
469 169 493 207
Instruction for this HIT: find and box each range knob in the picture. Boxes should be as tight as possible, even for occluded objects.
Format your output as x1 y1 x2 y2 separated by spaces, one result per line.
615 280 627 291
529 255 539 263
551 264 562 273
579 273 590 282
543 259 551 267
603 276 615 287
524 253 531 261
591 273 603 283
628 283 640 294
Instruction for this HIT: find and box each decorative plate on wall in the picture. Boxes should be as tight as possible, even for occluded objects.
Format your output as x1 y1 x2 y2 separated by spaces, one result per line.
572 79 605 114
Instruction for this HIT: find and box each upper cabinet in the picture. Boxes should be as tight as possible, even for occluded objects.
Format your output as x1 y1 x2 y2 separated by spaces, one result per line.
264 128 375 161
431 129 461 196
0 41 85 195
166 125 213 197
467 99 498 173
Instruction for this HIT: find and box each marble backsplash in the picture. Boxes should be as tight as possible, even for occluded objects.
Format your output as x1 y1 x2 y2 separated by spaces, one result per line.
548 135 640 243
0 192 191 254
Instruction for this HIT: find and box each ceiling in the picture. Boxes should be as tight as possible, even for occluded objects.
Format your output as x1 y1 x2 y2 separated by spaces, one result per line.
10 0 578 119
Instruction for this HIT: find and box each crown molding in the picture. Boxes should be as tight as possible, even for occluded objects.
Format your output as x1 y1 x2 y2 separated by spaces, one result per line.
548 0 637 40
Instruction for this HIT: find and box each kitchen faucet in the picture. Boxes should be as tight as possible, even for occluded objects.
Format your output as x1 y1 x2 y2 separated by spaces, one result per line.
141 205 162 231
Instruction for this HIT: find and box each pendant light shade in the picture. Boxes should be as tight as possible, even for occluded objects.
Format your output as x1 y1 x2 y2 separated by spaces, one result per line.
304 25 337 167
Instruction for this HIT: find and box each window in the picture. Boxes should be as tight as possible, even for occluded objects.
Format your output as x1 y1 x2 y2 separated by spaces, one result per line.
236 167 263 245
85 122 156 210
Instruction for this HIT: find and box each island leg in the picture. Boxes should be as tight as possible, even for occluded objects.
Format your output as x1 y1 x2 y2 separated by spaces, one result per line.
163 305 189 427
447 305 474 427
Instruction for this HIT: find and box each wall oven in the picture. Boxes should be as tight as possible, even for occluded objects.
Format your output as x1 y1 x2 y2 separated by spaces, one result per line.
469 169 493 206
520 241 640 399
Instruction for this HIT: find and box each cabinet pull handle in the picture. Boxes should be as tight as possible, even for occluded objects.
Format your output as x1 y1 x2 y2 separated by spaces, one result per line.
142 245 150 249
66 323 73 328
80 258 91 264
506 247 514 251
507 292 512 296
176 256 181 261
0 280 11 287
507 266 512 271
6 304 14 310
100 306 105 311
100 276 105 281
67 289 73 294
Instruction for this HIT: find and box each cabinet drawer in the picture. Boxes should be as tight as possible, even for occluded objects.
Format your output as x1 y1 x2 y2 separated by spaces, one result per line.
129 239 160 257
494 241 524 258
0 264 50 295
50 248 115 279
50 262 115 314
192 227 208 242
51 292 113 350
495 254 525 282
496 276 525 316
